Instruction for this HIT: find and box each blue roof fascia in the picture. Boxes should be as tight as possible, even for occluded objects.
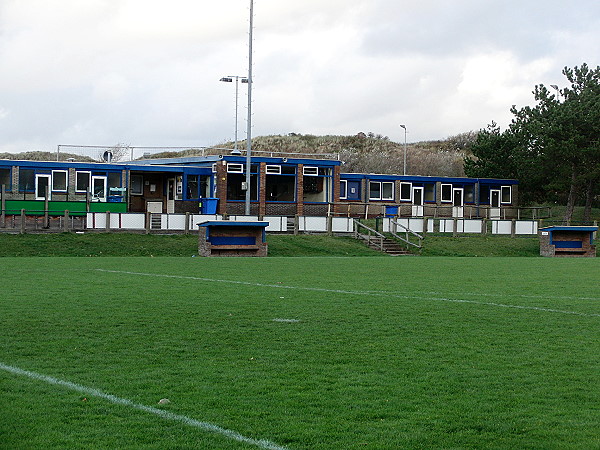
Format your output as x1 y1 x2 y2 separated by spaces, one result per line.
0 159 129 171
478 178 519 185
0 158 213 175
221 155 340 167
339 172 518 185
540 226 598 232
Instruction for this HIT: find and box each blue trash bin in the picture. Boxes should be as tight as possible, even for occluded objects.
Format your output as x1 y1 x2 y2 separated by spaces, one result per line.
202 198 218 214
385 206 398 217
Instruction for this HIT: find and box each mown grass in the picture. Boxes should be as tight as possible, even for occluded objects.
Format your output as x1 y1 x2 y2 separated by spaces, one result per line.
0 232 543 257
1 257 599 449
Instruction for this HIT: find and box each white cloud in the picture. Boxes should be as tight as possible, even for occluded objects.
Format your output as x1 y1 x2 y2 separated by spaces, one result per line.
0 0 599 152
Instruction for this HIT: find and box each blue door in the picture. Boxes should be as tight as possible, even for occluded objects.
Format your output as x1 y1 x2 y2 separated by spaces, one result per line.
346 181 361 200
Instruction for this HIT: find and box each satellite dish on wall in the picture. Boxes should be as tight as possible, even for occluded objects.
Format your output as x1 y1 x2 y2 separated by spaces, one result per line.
102 150 113 163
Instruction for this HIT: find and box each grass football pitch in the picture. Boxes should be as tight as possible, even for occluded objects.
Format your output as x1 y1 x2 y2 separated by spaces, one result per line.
1 256 599 449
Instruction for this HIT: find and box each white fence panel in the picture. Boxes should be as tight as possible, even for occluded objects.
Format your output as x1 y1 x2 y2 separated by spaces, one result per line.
86 213 103 229
120 213 145 229
439 219 454 233
228 215 260 222
164 214 186 230
515 220 538 235
463 219 483 233
263 216 287 232
299 216 327 232
492 220 512 235
332 217 354 233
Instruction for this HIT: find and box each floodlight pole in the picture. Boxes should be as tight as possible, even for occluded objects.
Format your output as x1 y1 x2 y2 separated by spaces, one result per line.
220 75 248 152
400 124 407 175
244 0 254 216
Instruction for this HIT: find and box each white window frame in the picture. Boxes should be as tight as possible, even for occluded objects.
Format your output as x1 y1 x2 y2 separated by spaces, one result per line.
75 171 91 193
369 181 394 201
303 166 319 176
266 165 281 175
35 174 52 200
91 175 107 202
227 163 244 173
369 181 381 200
340 180 348 200
501 185 512 204
51 170 68 192
381 181 394 201
441 183 453 203
399 182 412 201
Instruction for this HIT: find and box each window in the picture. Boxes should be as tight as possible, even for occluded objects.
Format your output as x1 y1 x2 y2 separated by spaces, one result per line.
52 170 68 192
19 169 35 191
0 168 11 189
369 181 394 200
108 172 121 190
303 166 319 176
501 185 512 204
266 165 281 174
424 183 435 202
131 175 143 195
75 172 91 193
369 181 381 200
340 180 347 199
464 185 474 203
441 183 452 202
382 182 393 200
400 182 412 201
227 163 244 173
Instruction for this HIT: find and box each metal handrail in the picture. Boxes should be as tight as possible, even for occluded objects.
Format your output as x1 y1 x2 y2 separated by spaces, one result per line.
390 219 423 249
353 220 385 251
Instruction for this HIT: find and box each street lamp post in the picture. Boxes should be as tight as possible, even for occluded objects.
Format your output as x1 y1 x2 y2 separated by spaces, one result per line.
400 124 407 175
219 76 248 153
550 84 560 101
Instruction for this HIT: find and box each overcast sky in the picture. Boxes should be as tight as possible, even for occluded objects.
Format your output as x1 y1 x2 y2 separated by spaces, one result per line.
0 0 598 153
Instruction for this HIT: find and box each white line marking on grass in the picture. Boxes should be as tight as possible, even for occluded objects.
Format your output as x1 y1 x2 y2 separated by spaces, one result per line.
95 269 600 318
0 362 288 450
368 289 600 302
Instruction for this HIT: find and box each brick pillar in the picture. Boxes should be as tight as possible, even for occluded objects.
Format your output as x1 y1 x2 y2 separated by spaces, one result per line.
296 164 304 216
332 165 341 214
259 162 266 217
215 160 228 215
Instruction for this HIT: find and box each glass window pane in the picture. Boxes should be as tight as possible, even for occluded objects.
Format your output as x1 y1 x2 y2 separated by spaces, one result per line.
501 186 511 203
76 172 90 192
0 168 11 188
400 183 411 201
441 184 452 202
382 182 394 200
52 171 67 191
369 181 381 199
19 169 35 191
424 184 435 202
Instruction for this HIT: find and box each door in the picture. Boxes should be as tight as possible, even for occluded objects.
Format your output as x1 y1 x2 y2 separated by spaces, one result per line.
490 189 501 218
167 178 175 214
347 181 361 200
35 174 51 201
91 176 107 202
452 188 464 217
412 186 424 217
